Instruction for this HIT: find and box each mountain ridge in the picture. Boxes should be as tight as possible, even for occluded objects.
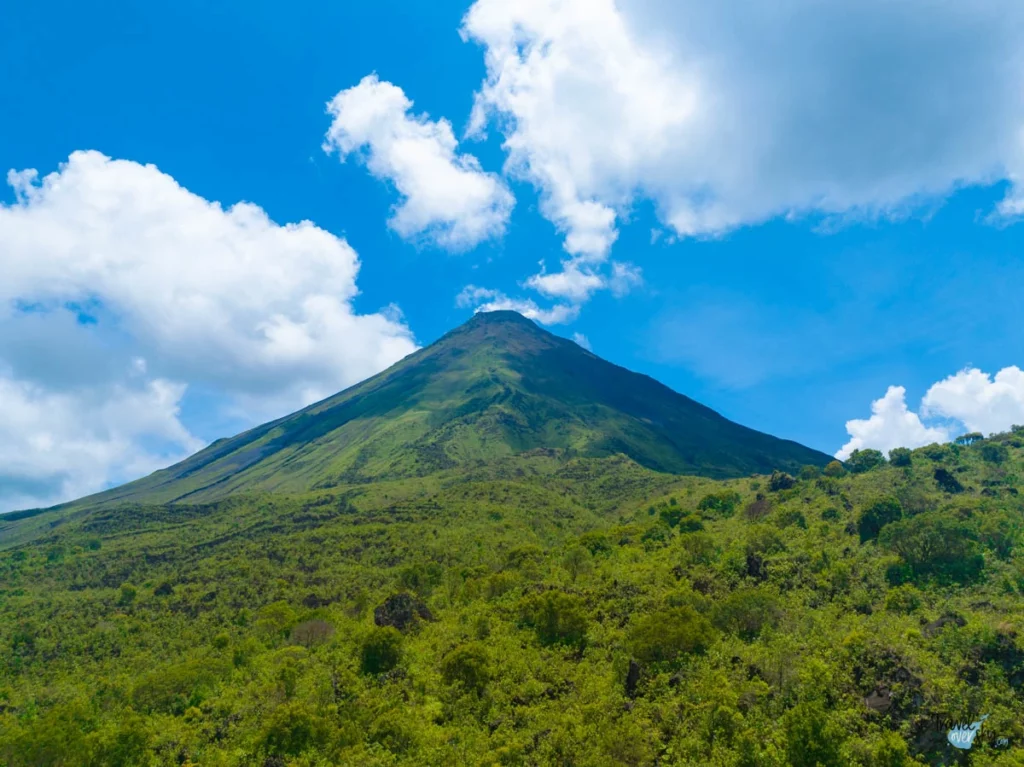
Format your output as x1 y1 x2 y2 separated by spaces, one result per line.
13 310 832 513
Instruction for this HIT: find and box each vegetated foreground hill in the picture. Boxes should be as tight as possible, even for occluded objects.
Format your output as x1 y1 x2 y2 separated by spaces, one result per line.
2 432 1024 764
49 310 830 511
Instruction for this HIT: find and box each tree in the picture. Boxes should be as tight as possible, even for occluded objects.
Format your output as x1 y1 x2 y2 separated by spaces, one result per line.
698 491 742 518
712 588 782 640
955 432 984 446
440 643 491 694
980 442 1009 464
360 627 403 674
823 460 846 478
562 546 593 583
768 471 796 492
888 447 912 467
846 449 886 474
857 497 902 542
520 591 589 648
879 512 984 585
629 606 716 664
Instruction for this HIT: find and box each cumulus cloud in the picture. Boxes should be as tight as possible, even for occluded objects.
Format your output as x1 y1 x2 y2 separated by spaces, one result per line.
0 151 418 510
836 386 949 460
324 74 514 250
456 285 579 325
462 0 1024 258
837 367 1024 459
922 367 1024 435
0 368 203 511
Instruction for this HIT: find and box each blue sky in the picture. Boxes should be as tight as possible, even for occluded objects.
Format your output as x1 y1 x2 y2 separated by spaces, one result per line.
2 0 1024 510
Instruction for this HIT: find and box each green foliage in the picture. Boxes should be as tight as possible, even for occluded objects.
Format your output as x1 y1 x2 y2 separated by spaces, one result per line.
628 606 716 664
981 442 1010 464
697 490 742 518
888 447 912 467
857 496 903 542
711 588 781 639
360 626 403 674
880 512 985 585
0 426 1022 765
261 702 329 757
768 471 796 491
846 448 886 473
520 591 589 648
440 642 491 694
823 460 846 477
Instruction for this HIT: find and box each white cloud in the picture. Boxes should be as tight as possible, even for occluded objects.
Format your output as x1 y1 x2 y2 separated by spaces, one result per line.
0 151 419 510
525 260 605 302
462 0 1024 258
837 367 1024 459
836 386 949 461
324 74 514 250
456 285 578 325
0 368 203 510
922 367 1024 435
572 332 592 351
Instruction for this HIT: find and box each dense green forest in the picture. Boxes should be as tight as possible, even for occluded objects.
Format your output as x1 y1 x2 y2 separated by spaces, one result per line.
3 429 1024 765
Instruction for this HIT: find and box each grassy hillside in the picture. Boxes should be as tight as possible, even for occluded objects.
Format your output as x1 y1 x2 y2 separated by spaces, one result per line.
2 431 1024 765
43 311 829 513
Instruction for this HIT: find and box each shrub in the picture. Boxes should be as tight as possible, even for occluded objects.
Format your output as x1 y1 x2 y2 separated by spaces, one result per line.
846 449 886 474
261 702 329 757
118 583 137 606
857 497 903 542
768 471 796 492
879 512 984 585
677 512 704 532
659 506 684 528
823 460 846 478
888 447 912 467
628 606 716 664
520 591 589 648
980 442 1009 464
440 643 491 694
360 627 403 674
799 465 822 480
884 584 922 613
697 491 742 518
712 588 782 639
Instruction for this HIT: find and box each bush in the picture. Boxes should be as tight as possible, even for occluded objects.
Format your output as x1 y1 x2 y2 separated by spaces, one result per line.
712 588 782 639
118 583 137 606
628 606 716 664
659 506 684 528
823 460 846 478
360 627 403 674
857 497 903 542
846 449 886 474
697 491 742 518
261 702 329 757
879 512 984 585
980 442 1009 464
888 447 912 467
798 465 822 480
884 584 922 613
520 591 589 648
290 620 335 648
440 643 491 694
768 471 796 492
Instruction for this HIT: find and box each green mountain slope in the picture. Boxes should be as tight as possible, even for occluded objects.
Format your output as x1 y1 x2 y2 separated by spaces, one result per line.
73 310 830 507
